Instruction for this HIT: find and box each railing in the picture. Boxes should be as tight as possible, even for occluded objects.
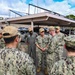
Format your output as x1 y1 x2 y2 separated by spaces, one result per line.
9 9 28 18
8 4 74 20
28 4 65 17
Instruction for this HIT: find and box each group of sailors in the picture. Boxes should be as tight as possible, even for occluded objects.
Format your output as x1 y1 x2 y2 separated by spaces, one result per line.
0 25 75 75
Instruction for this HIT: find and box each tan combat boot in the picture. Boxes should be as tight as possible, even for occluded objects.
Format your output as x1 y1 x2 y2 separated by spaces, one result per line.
37 67 41 72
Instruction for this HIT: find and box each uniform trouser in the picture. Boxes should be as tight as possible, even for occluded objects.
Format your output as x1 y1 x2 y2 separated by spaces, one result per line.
28 45 36 66
41 51 47 71
47 53 54 75
47 53 59 75
37 51 47 73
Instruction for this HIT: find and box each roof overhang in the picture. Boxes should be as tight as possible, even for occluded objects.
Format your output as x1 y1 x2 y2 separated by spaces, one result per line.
0 12 75 27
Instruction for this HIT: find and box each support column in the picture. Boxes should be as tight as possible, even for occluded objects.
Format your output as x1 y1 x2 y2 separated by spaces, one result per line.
69 29 71 35
31 21 34 31
28 4 30 15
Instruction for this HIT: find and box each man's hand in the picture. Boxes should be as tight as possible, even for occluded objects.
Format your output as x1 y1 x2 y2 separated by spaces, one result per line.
41 47 47 51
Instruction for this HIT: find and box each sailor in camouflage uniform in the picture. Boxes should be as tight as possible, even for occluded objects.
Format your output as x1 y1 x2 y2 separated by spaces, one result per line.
51 35 75 75
0 26 36 75
55 26 66 59
47 26 59 75
36 28 49 74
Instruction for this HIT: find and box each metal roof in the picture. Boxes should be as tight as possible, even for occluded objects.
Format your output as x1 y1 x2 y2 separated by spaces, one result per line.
0 12 75 27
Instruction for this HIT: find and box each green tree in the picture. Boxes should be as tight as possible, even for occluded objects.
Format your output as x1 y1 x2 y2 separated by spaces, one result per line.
66 14 75 20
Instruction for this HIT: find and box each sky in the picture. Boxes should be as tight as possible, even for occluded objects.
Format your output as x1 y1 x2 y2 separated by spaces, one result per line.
0 0 75 18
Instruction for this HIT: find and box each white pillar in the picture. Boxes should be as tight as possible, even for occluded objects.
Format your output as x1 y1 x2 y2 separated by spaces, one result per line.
31 21 34 31
69 29 71 35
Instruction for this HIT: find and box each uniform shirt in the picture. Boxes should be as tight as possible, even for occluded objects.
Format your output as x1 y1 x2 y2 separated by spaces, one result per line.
35 35 49 68
36 35 49 50
56 32 65 46
51 56 75 75
56 32 66 59
26 32 38 45
48 35 58 54
48 34 52 45
0 47 36 75
47 35 59 75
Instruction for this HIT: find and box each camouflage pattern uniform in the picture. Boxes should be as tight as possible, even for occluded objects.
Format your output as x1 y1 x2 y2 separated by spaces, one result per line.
48 34 52 40
0 29 5 49
0 47 36 75
55 26 65 59
47 35 59 75
16 33 27 53
51 56 75 75
0 26 36 75
36 35 49 71
17 42 27 53
51 35 75 75
56 32 65 59
0 38 5 49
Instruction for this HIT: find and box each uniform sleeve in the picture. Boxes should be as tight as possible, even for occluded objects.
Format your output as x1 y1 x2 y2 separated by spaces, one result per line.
25 57 36 75
22 54 36 75
58 33 65 46
51 63 58 75
49 37 58 53
47 35 52 46
51 60 66 75
35 36 38 44
62 34 65 45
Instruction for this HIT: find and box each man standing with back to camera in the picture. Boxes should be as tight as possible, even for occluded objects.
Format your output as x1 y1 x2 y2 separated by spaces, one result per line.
0 26 36 75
